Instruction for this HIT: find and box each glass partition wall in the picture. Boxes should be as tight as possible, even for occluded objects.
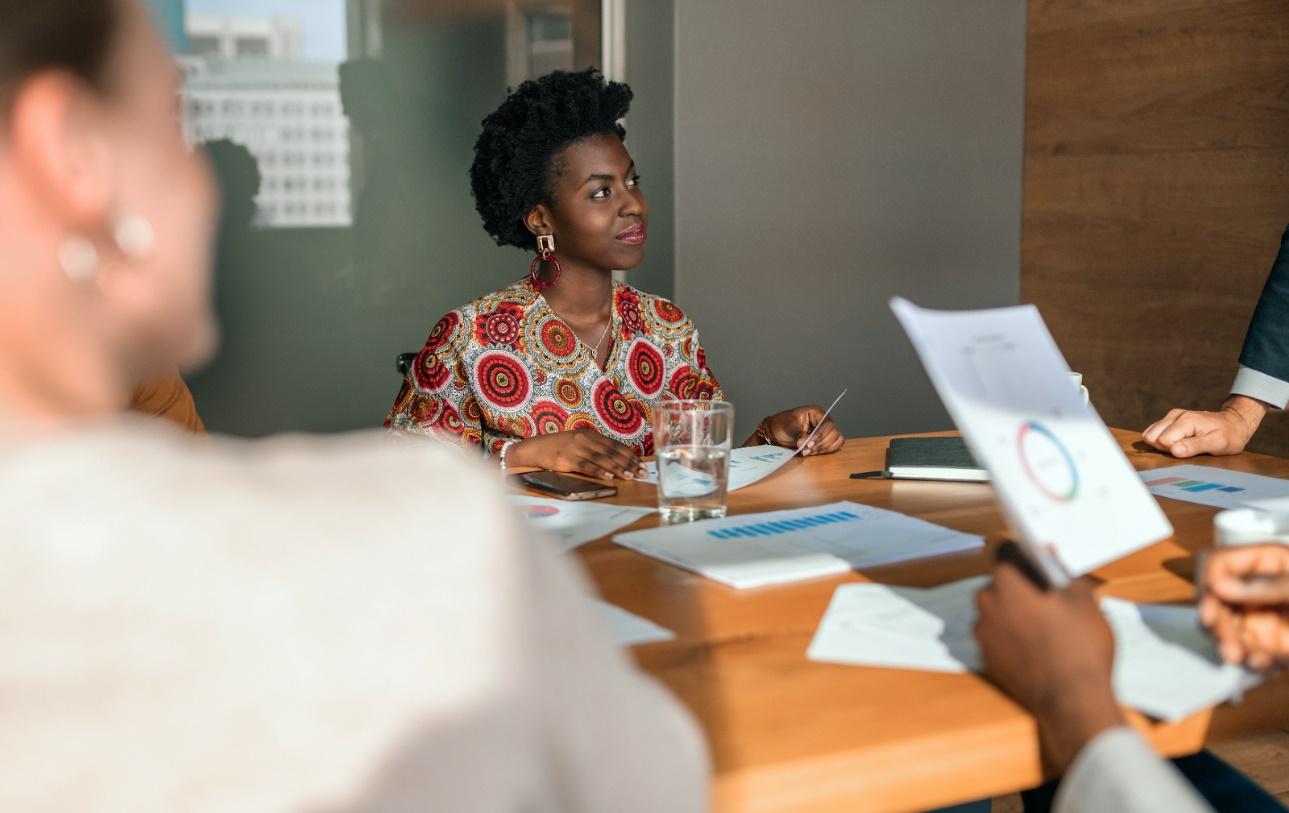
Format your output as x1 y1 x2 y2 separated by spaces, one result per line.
155 0 614 435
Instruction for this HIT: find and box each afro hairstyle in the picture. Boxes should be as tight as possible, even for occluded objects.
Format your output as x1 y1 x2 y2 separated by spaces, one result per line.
470 67 633 250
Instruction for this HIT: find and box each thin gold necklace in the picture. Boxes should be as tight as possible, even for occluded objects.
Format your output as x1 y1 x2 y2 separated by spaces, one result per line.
578 313 615 363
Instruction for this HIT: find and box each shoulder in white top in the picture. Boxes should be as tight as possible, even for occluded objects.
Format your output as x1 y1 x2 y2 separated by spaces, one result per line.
0 421 707 812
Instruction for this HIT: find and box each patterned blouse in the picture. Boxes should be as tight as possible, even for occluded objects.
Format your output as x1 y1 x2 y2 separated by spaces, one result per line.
386 279 724 456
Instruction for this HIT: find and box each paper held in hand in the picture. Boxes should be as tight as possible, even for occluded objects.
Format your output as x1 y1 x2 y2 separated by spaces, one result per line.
890 298 1172 582
640 389 848 492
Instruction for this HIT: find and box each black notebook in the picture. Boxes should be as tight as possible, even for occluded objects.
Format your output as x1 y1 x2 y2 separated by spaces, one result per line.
884 437 989 482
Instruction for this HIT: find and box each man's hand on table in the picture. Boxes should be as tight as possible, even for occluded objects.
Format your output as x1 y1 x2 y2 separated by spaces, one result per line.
1142 396 1268 458
974 544 1124 775
1201 543 1289 670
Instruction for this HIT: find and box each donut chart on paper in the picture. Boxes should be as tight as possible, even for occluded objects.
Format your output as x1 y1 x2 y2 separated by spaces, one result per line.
1017 420 1079 503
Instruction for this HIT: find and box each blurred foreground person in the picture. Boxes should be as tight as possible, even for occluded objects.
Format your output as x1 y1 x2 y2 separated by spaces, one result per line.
0 2 706 811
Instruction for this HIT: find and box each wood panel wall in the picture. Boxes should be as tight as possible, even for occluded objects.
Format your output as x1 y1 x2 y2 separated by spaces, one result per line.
1022 0 1289 455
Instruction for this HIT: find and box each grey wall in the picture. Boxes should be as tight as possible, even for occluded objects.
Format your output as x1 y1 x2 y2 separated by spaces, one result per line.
674 0 1027 440
622 0 675 300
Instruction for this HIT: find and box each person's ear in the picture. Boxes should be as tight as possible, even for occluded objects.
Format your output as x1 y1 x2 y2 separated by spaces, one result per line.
9 72 116 237
524 203 555 241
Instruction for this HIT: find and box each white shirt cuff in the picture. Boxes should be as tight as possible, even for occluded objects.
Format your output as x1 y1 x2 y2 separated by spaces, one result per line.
1231 365 1289 410
1054 727 1212 813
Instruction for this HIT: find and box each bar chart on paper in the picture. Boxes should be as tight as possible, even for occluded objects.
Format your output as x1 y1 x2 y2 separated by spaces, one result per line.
704 509 861 539
1142 465 1289 510
613 501 983 589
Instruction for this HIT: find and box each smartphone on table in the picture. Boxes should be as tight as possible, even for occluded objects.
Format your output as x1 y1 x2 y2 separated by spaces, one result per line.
514 471 618 501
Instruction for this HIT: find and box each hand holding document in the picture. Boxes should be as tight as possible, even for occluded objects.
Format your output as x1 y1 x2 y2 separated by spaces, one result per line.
640 389 847 491
807 577 1260 722
794 388 847 456
891 299 1172 582
642 445 796 491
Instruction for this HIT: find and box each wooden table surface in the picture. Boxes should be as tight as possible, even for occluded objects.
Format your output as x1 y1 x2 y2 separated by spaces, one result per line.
551 429 1289 813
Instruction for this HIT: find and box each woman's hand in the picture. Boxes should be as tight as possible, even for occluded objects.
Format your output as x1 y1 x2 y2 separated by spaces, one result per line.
507 429 647 480
756 405 845 456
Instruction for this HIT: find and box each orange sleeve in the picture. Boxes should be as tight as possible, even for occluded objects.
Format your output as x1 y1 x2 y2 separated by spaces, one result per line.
129 370 206 434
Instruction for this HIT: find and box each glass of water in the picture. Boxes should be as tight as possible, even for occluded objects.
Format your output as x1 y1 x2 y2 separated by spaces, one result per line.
653 400 734 523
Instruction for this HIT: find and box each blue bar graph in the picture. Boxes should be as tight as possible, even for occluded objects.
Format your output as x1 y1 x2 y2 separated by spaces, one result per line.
708 511 861 540
1182 483 1224 493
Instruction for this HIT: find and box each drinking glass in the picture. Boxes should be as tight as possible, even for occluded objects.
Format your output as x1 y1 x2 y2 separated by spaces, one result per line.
653 400 734 523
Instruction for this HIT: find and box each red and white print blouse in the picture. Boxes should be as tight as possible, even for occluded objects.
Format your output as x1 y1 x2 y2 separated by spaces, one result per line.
386 279 723 456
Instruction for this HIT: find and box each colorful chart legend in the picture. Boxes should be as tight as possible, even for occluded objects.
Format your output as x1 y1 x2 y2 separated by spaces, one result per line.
1141 465 1289 510
1143 476 1244 495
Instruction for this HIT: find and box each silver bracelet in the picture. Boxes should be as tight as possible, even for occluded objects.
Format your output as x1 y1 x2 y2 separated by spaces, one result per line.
498 439 518 469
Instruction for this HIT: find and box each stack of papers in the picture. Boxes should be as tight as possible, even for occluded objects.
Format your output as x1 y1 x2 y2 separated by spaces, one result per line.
642 445 795 492
592 600 675 647
613 501 983 589
1142 465 1289 510
510 495 653 553
807 577 1260 721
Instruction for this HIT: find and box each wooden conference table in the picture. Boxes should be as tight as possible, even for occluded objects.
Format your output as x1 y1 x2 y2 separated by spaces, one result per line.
543 429 1289 813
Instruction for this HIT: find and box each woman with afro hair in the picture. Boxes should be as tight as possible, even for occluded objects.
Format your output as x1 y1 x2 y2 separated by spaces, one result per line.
387 68 843 479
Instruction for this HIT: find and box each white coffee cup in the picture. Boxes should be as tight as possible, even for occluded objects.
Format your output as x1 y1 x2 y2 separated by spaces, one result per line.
1068 371 1090 405
1214 509 1289 547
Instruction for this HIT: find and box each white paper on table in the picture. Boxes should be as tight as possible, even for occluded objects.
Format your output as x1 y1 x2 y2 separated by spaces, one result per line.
612 500 983 589
641 445 795 492
1141 465 1289 510
805 577 986 672
1101 598 1260 722
890 298 1172 579
592 599 676 647
509 495 653 553
807 577 1262 722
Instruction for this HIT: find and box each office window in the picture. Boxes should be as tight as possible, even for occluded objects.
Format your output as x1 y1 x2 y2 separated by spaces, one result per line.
175 0 350 229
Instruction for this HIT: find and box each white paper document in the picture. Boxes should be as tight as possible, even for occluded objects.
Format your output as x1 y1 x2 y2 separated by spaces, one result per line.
1141 465 1289 510
1101 598 1259 721
642 445 795 491
805 577 987 672
509 495 653 553
592 599 676 647
891 298 1173 578
612 501 983 589
807 578 1260 722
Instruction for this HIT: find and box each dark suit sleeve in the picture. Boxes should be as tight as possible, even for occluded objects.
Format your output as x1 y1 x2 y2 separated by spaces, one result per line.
1234 226 1289 407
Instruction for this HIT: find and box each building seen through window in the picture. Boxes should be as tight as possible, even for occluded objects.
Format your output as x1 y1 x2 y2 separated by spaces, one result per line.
156 0 351 229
